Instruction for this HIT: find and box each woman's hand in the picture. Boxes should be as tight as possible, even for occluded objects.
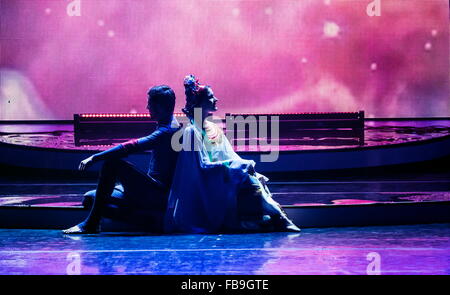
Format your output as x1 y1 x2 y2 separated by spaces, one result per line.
247 163 256 175
240 160 255 175
78 156 95 171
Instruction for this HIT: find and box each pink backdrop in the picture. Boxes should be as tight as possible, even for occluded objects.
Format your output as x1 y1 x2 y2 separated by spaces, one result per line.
1 0 449 119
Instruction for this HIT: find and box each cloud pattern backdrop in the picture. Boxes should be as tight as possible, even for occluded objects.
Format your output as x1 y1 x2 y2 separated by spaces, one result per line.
0 0 448 119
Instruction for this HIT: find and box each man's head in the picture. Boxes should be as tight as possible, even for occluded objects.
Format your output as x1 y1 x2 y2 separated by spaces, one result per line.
147 85 176 123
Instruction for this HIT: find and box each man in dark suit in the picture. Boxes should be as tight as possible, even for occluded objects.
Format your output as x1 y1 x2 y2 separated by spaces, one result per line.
63 85 181 234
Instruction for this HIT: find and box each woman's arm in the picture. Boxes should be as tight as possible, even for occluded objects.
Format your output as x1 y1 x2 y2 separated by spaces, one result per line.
195 126 255 173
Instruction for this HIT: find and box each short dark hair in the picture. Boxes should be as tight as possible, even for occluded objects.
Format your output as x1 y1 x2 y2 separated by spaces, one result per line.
147 85 176 114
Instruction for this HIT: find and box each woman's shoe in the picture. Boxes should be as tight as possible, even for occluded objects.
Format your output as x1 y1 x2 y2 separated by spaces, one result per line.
272 215 301 232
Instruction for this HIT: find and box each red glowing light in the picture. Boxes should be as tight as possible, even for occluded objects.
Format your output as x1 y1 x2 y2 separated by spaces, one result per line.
79 112 185 119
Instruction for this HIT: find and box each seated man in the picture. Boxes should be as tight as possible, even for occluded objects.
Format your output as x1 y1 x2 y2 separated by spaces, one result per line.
63 85 181 234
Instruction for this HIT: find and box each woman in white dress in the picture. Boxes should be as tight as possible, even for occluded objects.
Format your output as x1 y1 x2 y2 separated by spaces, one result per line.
164 75 300 234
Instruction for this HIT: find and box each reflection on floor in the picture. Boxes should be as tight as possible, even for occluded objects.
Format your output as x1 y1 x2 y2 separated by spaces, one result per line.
0 223 448 275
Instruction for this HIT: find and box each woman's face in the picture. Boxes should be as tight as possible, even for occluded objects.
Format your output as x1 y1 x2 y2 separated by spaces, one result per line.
201 87 218 113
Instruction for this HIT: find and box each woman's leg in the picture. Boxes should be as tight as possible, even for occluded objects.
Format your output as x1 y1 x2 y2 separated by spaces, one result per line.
237 174 300 232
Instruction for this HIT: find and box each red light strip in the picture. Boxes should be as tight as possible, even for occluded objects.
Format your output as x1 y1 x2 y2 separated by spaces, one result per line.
79 112 361 118
226 112 359 115
80 112 185 118
80 145 114 148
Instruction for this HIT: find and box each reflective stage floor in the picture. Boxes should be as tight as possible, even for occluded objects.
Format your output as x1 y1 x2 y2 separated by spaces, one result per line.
0 224 448 275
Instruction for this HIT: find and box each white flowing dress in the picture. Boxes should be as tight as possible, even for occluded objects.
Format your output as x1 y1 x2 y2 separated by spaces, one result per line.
164 120 300 234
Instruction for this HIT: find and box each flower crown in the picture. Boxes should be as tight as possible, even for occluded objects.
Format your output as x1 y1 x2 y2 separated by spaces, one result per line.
184 74 206 96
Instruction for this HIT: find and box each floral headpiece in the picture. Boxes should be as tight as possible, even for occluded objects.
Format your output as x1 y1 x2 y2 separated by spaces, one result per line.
184 74 207 96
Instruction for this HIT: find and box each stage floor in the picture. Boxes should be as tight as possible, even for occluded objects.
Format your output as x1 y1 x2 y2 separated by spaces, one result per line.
0 223 448 275
1 119 449 275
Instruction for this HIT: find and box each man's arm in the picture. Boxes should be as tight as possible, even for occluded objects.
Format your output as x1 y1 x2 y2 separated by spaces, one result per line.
92 130 164 161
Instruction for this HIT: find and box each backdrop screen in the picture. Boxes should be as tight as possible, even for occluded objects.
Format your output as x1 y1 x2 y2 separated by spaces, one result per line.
1 0 449 119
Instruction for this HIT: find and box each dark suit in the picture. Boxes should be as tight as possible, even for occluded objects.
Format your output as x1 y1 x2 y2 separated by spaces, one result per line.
84 120 181 232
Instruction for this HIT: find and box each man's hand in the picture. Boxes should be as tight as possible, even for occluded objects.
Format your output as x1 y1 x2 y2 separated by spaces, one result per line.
78 156 95 171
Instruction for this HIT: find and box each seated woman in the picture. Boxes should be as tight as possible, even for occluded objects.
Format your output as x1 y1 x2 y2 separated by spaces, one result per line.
164 75 300 234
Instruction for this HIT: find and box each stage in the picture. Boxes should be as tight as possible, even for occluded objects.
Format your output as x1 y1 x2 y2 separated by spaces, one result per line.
0 117 449 231
1 0 449 278
1 169 449 274
0 224 449 275
1 117 450 172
